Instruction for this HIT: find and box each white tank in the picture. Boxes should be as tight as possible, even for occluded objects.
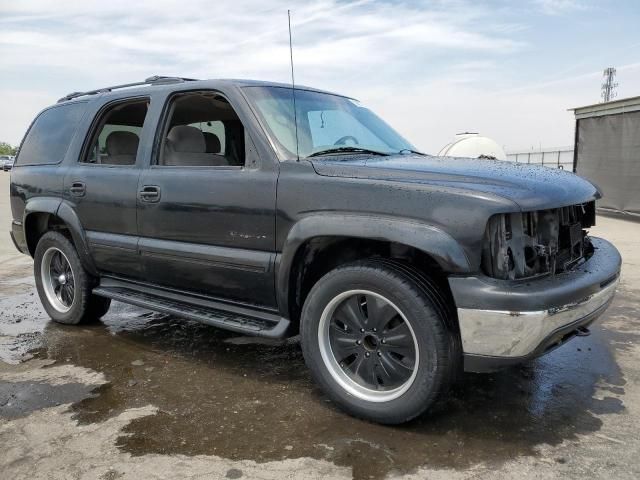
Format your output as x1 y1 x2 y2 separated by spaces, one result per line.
438 133 507 160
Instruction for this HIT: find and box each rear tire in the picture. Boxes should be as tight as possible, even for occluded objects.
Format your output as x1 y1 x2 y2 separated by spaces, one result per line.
34 231 110 325
300 260 455 424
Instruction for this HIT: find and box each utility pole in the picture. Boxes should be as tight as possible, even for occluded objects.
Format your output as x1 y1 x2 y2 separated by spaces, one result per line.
601 67 618 102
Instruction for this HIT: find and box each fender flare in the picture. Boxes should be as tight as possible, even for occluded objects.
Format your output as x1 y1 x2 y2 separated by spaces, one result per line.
22 197 61 254
276 213 471 317
23 196 60 221
56 201 99 276
23 198 98 276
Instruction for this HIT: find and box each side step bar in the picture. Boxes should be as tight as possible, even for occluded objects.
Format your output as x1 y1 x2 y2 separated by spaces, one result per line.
93 281 290 339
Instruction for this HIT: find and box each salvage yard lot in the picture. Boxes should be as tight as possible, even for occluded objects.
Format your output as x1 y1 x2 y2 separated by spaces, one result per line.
1 171 639 479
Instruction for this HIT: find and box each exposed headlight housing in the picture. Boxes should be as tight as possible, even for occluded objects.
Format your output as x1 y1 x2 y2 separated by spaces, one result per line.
481 202 596 280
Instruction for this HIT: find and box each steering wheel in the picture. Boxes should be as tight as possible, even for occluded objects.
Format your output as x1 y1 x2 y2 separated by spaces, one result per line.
334 135 359 146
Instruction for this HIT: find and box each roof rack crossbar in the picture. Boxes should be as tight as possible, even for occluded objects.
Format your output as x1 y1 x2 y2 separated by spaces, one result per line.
57 76 198 103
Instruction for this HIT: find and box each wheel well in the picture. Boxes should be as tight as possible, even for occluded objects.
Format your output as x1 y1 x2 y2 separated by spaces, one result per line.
25 213 73 256
288 237 454 327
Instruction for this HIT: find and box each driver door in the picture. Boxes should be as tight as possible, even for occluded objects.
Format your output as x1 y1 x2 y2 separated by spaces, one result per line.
137 90 279 308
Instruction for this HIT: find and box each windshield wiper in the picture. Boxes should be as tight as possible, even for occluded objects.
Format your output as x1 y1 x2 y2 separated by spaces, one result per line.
307 147 390 158
398 148 427 156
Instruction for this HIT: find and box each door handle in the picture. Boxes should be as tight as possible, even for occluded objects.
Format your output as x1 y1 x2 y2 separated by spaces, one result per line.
139 185 161 202
69 181 86 197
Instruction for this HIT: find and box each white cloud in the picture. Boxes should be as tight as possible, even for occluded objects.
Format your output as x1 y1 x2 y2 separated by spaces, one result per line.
0 90 52 147
0 3 522 74
0 1 528 144
0 0 630 154
0 1 523 78
533 0 587 16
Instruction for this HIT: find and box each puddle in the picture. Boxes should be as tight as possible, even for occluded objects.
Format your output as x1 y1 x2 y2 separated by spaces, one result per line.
0 380 97 419
1 255 635 479
0 267 47 364
19 290 630 479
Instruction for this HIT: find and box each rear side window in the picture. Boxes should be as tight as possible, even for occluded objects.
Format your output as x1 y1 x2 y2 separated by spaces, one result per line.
83 99 149 165
16 102 86 166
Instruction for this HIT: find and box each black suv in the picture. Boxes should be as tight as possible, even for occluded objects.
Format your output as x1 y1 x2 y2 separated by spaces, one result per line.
9 76 621 424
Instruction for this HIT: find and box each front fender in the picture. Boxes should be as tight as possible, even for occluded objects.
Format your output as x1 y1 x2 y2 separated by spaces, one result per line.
276 213 471 316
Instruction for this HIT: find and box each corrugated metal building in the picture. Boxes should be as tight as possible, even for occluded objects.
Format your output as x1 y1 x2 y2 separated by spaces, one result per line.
571 96 640 218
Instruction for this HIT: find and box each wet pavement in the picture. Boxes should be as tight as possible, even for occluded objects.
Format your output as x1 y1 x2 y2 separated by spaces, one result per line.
1 174 639 479
2 253 639 479
1 287 635 478
87 314 626 463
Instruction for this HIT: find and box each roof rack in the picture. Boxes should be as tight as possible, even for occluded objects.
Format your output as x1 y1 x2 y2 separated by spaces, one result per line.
57 75 198 103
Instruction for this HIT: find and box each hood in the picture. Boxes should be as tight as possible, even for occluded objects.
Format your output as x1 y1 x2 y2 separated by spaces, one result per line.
310 154 600 211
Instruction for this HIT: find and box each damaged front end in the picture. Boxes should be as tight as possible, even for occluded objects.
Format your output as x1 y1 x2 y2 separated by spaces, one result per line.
481 201 596 280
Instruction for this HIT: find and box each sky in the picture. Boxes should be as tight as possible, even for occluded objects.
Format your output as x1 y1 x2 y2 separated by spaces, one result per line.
1 0 639 154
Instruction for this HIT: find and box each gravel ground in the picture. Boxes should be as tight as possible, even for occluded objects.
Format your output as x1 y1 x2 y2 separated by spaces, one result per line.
1 171 639 479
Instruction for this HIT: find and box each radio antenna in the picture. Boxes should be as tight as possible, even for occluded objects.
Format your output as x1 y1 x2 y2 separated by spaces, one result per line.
288 10 300 161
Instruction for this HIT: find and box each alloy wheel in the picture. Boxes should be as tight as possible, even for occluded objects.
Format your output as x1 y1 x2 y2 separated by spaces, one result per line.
318 290 419 402
40 247 75 313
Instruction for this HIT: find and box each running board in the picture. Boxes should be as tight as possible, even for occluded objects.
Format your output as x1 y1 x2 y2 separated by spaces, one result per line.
93 281 290 339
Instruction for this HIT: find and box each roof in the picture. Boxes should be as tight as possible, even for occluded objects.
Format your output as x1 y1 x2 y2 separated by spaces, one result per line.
56 76 351 104
569 95 640 119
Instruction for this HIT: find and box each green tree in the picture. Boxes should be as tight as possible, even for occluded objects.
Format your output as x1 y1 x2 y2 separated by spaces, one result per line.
0 142 18 156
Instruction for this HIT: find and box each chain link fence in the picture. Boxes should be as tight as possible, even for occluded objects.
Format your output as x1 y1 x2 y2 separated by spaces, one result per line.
506 147 574 171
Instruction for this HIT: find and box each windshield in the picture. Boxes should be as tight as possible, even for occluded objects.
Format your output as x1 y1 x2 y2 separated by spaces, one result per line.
243 86 416 160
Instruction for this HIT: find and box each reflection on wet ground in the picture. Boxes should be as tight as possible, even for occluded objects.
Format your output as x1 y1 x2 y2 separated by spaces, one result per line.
15 286 632 480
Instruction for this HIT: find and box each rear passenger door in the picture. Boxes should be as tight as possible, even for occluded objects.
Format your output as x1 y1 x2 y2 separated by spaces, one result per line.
64 97 151 279
137 90 278 308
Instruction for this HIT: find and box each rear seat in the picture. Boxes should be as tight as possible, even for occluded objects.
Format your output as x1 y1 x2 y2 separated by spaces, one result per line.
104 131 139 165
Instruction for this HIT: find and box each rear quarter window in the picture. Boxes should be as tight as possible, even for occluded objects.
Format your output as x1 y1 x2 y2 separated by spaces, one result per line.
16 102 87 166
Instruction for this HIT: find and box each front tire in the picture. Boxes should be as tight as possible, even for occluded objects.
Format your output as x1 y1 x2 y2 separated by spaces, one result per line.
34 231 110 325
300 260 455 424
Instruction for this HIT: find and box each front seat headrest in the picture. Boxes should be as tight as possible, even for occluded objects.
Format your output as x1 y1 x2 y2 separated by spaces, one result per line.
105 131 139 156
202 131 221 154
167 125 206 153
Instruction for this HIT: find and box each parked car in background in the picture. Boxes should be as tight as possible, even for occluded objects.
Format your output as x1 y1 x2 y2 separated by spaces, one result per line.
1 155 15 171
9 76 621 424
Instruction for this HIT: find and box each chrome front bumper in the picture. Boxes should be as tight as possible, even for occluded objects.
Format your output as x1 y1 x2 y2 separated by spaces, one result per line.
448 237 621 371
457 276 618 358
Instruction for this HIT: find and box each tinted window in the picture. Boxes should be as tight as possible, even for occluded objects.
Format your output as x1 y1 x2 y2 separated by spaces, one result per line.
17 102 86 165
83 100 148 165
